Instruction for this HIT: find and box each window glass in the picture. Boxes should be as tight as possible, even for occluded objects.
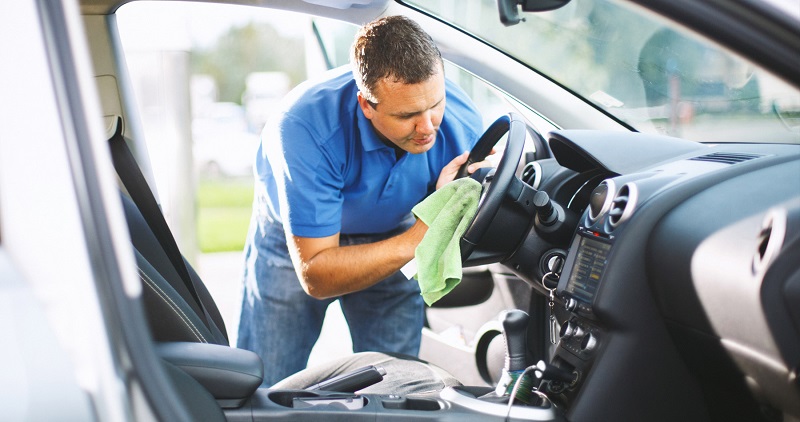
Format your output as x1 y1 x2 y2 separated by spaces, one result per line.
404 0 800 143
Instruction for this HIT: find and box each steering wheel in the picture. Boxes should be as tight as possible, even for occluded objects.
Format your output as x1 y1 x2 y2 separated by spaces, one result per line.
457 112 528 262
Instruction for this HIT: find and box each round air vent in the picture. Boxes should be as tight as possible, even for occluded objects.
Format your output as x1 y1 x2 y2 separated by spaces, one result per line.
608 183 638 228
521 161 542 189
588 179 615 224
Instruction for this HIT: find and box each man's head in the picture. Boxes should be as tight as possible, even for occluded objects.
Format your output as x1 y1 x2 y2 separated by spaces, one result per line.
351 15 446 154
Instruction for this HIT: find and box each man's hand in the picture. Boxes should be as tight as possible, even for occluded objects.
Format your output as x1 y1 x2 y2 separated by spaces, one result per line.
436 150 496 190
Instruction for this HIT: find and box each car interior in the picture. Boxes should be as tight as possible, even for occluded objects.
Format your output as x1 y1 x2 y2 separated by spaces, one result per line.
61 0 800 421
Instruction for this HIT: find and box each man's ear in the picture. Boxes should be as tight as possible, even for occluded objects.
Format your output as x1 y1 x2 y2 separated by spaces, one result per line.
357 92 375 120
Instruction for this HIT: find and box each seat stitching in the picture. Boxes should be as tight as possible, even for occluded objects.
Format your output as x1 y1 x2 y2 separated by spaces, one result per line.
138 267 207 343
138 268 206 343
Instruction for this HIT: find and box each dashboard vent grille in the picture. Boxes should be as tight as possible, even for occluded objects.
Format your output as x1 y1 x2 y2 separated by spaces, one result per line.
608 183 637 228
689 152 764 165
752 208 786 275
521 161 542 189
755 224 772 263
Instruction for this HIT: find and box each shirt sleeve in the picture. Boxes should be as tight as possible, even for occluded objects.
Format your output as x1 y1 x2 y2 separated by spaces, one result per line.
264 113 344 238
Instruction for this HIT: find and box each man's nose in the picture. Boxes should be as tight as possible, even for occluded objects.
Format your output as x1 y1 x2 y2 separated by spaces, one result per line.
415 111 435 135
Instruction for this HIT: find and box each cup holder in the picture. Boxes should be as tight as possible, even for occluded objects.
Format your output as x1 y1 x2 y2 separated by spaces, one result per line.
268 390 368 410
267 390 319 408
382 397 443 411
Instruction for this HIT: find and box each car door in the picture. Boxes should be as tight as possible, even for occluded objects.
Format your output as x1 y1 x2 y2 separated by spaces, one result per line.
0 0 147 420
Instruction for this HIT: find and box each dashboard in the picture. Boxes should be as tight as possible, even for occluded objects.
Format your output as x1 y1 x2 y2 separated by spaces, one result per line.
512 129 800 421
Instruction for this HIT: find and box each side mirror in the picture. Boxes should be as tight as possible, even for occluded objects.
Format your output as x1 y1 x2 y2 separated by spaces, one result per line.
498 0 572 26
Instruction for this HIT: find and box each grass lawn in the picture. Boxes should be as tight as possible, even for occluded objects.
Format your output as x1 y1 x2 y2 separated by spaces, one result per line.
196 178 254 253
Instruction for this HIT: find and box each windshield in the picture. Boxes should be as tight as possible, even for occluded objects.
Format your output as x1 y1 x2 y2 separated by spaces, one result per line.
405 0 800 144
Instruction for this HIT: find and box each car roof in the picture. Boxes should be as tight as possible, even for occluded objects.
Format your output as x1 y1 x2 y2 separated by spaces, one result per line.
79 0 390 21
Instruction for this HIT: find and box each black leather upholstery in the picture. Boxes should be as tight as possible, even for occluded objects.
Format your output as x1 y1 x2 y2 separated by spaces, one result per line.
157 342 264 406
121 193 228 345
161 360 227 421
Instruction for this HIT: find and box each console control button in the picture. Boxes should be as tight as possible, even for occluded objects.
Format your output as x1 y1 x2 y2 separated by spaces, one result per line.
559 320 576 339
581 333 598 352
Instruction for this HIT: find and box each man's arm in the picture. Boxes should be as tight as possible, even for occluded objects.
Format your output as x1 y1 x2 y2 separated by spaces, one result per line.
287 152 494 299
287 152 489 299
288 220 427 299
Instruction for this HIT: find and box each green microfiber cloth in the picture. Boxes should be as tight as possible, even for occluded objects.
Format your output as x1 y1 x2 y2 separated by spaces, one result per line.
412 177 482 305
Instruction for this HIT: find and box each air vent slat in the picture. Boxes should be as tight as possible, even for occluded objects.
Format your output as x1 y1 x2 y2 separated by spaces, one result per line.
520 162 542 189
689 152 764 165
752 209 786 275
608 183 637 228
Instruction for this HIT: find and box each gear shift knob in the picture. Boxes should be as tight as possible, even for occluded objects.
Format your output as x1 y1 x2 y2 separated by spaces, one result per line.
502 309 530 372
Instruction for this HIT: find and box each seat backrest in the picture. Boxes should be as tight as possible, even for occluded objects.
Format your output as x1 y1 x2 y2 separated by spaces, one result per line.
105 114 228 345
120 193 229 345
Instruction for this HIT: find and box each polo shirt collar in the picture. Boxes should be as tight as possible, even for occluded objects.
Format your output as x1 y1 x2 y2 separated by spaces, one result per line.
356 105 392 152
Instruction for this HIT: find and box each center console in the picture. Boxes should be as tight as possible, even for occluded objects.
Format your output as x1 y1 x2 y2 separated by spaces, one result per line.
539 228 612 400
541 180 620 404
158 328 568 421
224 385 562 421
220 309 568 422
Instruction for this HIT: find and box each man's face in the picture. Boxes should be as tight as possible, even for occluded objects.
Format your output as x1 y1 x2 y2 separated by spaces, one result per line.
357 67 446 155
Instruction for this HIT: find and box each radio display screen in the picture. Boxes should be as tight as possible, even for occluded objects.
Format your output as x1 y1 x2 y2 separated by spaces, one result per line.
564 235 611 303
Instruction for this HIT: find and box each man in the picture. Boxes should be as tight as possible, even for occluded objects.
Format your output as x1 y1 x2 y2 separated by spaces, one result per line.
237 15 484 386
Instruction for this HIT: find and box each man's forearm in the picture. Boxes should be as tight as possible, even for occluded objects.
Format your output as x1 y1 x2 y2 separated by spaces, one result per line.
294 220 427 299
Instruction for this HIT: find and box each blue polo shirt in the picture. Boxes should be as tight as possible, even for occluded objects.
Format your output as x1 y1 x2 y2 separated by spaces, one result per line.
256 66 483 238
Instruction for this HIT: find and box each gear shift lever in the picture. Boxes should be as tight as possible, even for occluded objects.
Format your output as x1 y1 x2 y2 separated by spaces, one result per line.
502 309 529 372
495 310 535 403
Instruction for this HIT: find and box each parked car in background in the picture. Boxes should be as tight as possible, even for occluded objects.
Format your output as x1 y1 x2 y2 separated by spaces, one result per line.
1 0 798 421
192 101 258 178
242 71 290 133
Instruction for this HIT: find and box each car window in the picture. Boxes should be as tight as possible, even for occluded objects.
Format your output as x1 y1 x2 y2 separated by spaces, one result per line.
403 0 800 144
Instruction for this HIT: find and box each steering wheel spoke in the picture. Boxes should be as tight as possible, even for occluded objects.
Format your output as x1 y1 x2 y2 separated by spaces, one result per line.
458 113 532 264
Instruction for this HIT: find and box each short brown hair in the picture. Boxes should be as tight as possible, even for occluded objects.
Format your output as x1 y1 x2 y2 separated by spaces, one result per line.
351 15 443 105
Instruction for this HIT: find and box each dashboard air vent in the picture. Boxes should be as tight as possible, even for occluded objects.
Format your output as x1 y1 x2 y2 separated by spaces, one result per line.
521 161 542 189
587 179 615 224
752 208 786 275
608 183 638 228
689 152 764 165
